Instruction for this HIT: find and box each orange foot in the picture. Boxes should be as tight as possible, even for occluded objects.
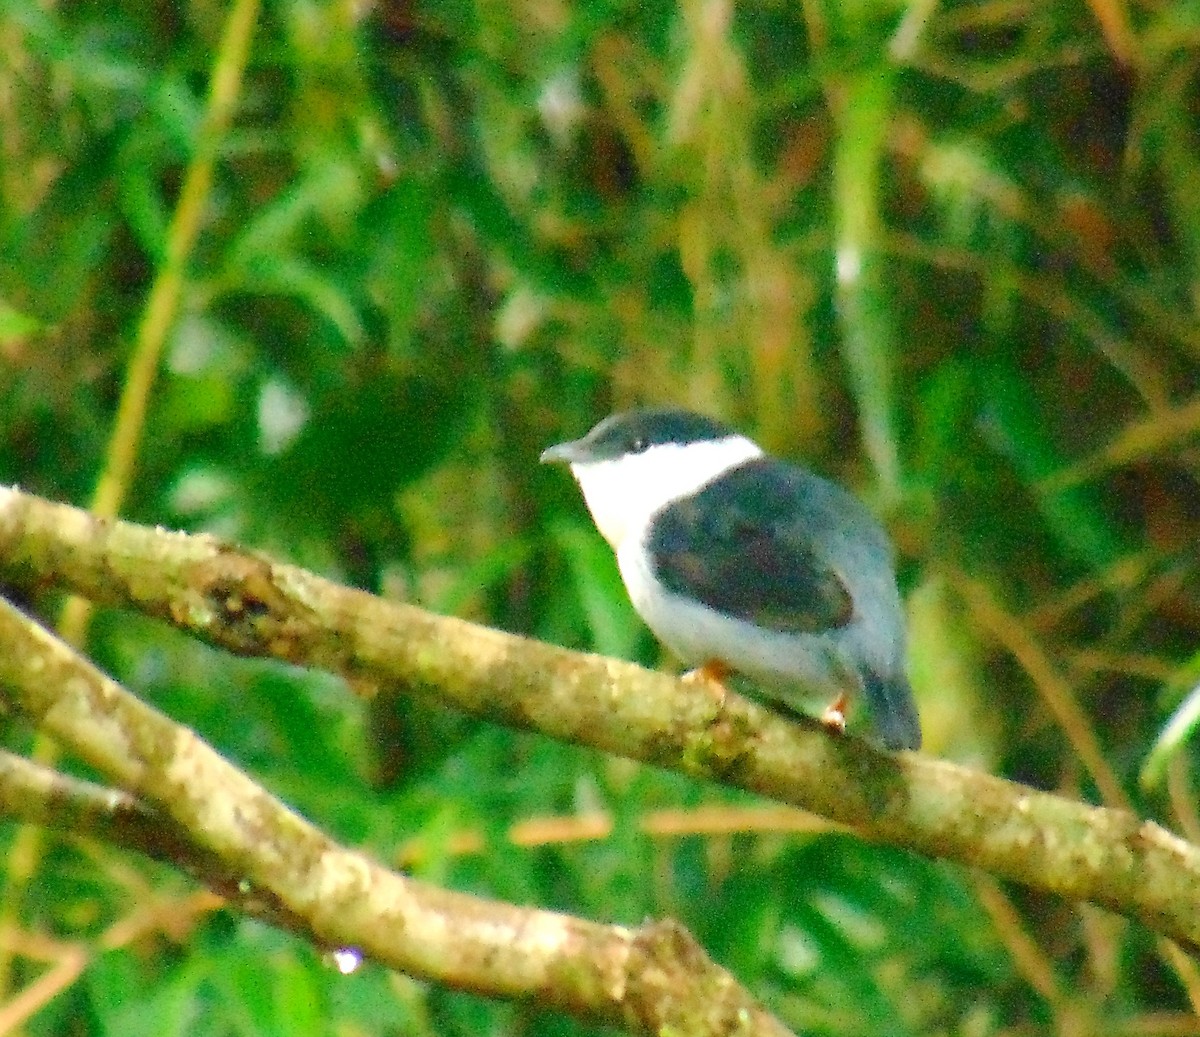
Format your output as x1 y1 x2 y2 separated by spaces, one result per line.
681 659 732 703
820 693 849 735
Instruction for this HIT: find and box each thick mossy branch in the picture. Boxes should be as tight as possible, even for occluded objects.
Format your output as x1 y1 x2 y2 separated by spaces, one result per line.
1 486 1199 948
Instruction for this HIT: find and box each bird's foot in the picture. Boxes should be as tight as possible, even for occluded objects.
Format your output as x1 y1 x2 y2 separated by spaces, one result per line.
820 693 849 736
681 660 732 704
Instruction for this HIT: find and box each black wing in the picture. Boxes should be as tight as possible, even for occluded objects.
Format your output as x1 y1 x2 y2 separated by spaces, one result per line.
647 459 854 634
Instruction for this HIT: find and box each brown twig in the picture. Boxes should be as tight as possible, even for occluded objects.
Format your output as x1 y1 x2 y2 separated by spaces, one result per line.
396 804 843 868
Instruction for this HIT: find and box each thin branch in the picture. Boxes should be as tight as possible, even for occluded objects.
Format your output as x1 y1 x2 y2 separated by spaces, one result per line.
1042 395 1200 492
0 940 87 1035
1 485 1200 948
1083 0 1133 67
971 873 1065 1005
0 594 793 1037
954 574 1131 811
0 892 220 1033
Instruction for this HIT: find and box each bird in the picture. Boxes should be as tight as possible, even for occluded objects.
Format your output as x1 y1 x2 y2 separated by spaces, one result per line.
540 408 921 751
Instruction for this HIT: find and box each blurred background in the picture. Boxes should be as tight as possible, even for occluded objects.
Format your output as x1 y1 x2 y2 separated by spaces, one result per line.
4 0 1200 1032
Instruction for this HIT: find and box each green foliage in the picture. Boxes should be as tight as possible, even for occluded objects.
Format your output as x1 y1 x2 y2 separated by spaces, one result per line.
3 0 1200 1033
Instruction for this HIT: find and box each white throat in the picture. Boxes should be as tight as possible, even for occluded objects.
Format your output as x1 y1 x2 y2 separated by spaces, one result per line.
568 435 763 548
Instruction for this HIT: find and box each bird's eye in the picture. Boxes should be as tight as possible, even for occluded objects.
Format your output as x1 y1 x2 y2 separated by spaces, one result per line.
630 437 648 453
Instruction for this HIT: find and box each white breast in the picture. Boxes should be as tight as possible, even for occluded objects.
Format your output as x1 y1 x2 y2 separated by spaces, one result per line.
616 535 851 699
567 435 762 549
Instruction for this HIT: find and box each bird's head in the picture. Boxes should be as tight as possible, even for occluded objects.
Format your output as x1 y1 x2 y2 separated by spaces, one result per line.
541 408 762 547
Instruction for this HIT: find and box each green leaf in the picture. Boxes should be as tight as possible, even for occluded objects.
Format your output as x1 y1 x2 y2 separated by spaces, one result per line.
362 176 435 356
1141 654 1200 789
980 365 1126 569
225 158 366 267
832 68 901 504
90 951 204 1037
222 255 364 347
0 298 40 343
550 520 645 660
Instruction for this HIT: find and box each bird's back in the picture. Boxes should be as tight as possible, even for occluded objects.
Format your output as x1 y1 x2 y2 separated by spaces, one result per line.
637 456 918 748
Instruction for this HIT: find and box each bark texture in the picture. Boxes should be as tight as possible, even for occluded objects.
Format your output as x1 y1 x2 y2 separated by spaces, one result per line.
0 485 1198 952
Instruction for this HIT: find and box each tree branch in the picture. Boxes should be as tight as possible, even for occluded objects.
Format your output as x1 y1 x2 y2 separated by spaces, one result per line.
1 485 1198 948
0 748 322 941
0 593 792 1037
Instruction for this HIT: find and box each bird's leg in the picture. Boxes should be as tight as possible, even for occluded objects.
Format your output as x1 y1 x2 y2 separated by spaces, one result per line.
820 693 849 735
681 659 732 703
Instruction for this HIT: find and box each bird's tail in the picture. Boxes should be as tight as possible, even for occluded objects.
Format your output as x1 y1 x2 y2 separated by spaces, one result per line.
862 670 922 751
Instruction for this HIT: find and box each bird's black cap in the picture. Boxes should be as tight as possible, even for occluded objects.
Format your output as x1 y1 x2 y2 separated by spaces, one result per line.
541 408 733 465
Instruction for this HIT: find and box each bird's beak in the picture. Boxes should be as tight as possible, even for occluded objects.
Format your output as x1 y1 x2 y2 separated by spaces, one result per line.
540 439 585 465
